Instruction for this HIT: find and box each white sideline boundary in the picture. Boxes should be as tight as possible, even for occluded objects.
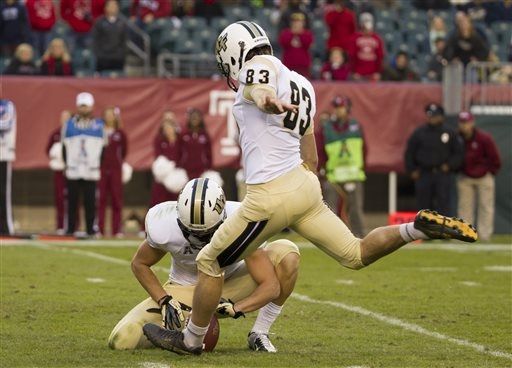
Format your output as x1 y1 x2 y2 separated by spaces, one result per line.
2 239 511 253
291 293 512 362
20 241 512 363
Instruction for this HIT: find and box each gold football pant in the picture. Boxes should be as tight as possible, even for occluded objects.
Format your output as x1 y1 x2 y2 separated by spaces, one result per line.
197 164 364 278
108 239 299 350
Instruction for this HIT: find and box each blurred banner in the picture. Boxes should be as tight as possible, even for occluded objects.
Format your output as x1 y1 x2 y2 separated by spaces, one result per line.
3 77 444 171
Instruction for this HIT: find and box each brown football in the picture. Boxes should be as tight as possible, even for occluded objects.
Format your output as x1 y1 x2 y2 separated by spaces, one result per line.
203 315 220 352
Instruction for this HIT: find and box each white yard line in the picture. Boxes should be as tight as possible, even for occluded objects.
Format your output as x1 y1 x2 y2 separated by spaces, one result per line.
86 278 106 283
140 363 169 368
484 265 512 272
459 281 481 287
2 239 511 253
26 241 169 274
292 293 512 362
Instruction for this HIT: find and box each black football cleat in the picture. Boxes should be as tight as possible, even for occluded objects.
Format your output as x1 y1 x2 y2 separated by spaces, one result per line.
143 323 202 356
414 209 478 243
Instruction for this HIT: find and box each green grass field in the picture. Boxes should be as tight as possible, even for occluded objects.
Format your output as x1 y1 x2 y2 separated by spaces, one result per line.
1 234 511 368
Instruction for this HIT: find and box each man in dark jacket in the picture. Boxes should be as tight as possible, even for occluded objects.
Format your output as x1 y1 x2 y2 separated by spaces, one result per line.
92 0 126 72
0 0 29 57
405 104 464 215
457 112 501 241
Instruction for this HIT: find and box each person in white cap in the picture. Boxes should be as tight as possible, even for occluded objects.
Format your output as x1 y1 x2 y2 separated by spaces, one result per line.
61 92 105 236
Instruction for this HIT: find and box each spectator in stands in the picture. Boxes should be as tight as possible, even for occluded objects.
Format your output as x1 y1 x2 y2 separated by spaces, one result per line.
60 0 105 51
278 0 310 31
279 12 313 78
405 103 464 216
61 92 106 236
383 51 419 81
0 0 30 57
457 111 501 242
98 107 128 237
321 47 351 81
25 0 56 57
92 0 126 73
483 0 512 23
40 38 74 76
179 108 213 180
348 12 384 81
427 37 447 81
324 0 356 52
429 16 447 54
130 0 171 28
46 110 72 234
443 12 489 66
316 96 367 237
413 0 450 10
4 43 39 75
150 111 182 206
194 0 224 21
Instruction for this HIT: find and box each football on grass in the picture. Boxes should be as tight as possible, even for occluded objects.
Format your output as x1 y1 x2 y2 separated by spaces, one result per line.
203 315 220 352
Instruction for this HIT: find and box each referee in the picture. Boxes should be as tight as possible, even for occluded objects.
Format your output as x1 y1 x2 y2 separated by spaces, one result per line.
405 104 463 215
62 92 105 236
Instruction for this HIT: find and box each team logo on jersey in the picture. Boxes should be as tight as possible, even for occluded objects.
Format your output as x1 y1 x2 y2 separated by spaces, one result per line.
213 194 226 215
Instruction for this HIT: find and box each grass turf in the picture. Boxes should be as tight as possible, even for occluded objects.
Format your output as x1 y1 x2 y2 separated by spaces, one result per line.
1 235 511 367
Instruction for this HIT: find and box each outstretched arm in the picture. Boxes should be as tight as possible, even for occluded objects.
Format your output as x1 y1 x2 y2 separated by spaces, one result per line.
244 84 298 115
131 240 167 303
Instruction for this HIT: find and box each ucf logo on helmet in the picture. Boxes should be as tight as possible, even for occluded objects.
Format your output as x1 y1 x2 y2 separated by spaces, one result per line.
213 194 226 215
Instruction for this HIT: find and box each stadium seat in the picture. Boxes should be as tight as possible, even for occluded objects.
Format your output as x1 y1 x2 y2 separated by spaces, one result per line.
491 22 512 47
224 6 251 22
174 38 195 54
147 18 173 53
181 17 208 35
72 48 95 76
158 29 182 52
192 29 215 53
210 17 230 34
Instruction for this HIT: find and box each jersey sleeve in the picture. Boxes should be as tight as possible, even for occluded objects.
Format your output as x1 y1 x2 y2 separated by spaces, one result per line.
239 55 279 91
144 204 171 250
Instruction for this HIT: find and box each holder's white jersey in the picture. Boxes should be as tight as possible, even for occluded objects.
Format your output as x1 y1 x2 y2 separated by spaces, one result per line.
145 201 244 285
234 55 316 184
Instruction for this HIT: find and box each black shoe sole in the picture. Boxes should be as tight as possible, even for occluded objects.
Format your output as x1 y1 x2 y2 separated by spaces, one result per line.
142 323 201 356
414 210 478 243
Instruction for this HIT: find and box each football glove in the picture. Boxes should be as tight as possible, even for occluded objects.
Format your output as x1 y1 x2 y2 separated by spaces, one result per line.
158 295 185 330
215 298 245 319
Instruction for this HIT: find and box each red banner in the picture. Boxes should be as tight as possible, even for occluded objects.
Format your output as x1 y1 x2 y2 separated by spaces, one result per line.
2 77 442 172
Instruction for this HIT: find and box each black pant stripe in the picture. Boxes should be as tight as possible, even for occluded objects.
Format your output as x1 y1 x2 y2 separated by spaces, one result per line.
217 220 268 268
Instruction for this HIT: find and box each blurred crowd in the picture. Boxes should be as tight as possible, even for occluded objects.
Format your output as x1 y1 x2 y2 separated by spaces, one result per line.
1 0 510 82
43 91 220 237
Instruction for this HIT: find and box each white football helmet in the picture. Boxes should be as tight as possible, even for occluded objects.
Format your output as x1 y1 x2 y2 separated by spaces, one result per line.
177 178 226 244
215 21 272 90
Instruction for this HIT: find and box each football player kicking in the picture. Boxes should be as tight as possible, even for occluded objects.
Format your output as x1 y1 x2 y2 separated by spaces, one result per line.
143 21 478 355
108 178 300 352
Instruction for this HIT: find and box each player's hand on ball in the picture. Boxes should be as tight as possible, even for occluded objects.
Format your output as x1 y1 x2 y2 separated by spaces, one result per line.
158 295 185 330
215 298 245 319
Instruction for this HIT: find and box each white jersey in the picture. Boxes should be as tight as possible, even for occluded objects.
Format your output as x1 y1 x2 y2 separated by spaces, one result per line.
145 201 244 286
233 55 317 184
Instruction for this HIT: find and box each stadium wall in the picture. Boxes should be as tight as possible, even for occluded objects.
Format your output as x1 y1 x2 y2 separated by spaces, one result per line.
3 77 510 233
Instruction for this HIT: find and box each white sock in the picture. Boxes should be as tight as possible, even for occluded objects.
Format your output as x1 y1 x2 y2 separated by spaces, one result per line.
183 320 209 349
251 302 282 335
399 222 429 243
